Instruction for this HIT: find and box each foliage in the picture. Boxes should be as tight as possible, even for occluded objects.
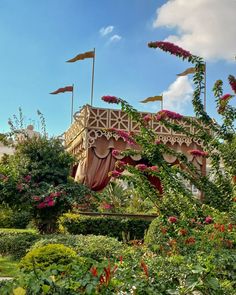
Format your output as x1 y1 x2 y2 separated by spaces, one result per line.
31 234 126 261
0 256 19 277
0 204 32 228
0 134 93 233
19 244 77 272
101 43 236 213
0 228 39 259
60 213 151 241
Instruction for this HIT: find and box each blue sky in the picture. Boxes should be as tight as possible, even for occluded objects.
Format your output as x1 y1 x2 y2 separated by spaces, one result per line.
0 0 235 136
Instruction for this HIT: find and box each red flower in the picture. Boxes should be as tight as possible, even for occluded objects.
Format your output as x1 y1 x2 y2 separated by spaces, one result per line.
102 202 113 210
155 140 161 145
205 216 213 224
189 149 208 157
140 261 149 278
168 216 178 223
228 223 233 231
90 266 98 277
220 94 233 101
185 237 196 245
148 41 192 59
102 95 120 104
135 164 148 171
156 110 183 121
115 160 126 171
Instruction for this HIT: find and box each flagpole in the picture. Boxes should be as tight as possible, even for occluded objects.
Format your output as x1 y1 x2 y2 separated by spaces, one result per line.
71 84 74 124
204 62 206 111
90 48 95 106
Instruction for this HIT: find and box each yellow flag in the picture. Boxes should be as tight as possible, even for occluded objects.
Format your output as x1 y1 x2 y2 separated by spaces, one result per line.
177 67 195 76
66 51 95 62
140 95 163 103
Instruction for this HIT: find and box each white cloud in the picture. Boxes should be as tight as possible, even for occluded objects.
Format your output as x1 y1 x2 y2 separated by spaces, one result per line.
99 26 114 36
153 0 236 61
109 34 122 43
162 76 193 112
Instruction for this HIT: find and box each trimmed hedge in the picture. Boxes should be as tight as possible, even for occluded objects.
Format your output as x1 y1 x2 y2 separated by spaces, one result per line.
30 234 126 261
0 229 39 259
0 206 32 229
60 213 151 240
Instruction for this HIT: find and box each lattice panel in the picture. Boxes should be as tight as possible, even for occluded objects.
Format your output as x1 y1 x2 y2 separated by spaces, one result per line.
110 110 129 130
88 108 109 129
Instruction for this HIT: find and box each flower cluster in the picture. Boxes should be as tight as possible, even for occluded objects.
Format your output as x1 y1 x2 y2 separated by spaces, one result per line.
168 216 178 223
112 149 121 157
34 191 61 209
148 41 192 59
189 149 208 157
115 160 126 171
135 164 148 171
101 95 120 104
156 110 183 121
143 114 152 123
228 75 236 93
220 94 233 101
109 129 136 145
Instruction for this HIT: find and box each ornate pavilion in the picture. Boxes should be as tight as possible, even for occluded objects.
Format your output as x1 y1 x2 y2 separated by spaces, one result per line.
64 105 206 191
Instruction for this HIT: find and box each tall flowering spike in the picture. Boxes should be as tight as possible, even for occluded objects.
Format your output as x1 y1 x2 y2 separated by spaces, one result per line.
228 75 236 94
148 41 192 59
101 95 121 104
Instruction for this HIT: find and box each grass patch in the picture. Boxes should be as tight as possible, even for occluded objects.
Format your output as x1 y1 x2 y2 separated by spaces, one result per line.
0 256 19 277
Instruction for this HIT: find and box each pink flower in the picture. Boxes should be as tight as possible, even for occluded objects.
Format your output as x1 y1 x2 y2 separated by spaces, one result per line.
32 196 40 201
143 114 152 123
135 164 148 171
102 95 120 104
116 130 136 145
112 149 121 157
155 140 161 145
109 170 121 178
205 216 213 224
168 216 178 223
155 110 183 121
189 149 208 157
47 200 55 207
50 192 61 198
149 166 159 171
24 175 31 182
148 41 192 59
102 202 113 210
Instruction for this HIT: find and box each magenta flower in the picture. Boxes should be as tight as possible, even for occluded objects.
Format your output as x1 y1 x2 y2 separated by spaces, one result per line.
115 160 126 170
112 149 121 157
116 130 136 145
24 175 31 182
189 149 208 157
168 216 178 223
101 95 120 104
102 202 113 210
205 216 213 224
47 200 55 207
155 110 183 121
109 170 122 178
143 114 152 123
155 140 161 145
148 41 192 59
135 164 148 171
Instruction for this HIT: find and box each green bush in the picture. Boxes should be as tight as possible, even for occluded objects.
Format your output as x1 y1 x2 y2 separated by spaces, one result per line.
0 228 39 259
19 244 77 272
0 206 32 228
30 234 126 261
60 213 151 240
